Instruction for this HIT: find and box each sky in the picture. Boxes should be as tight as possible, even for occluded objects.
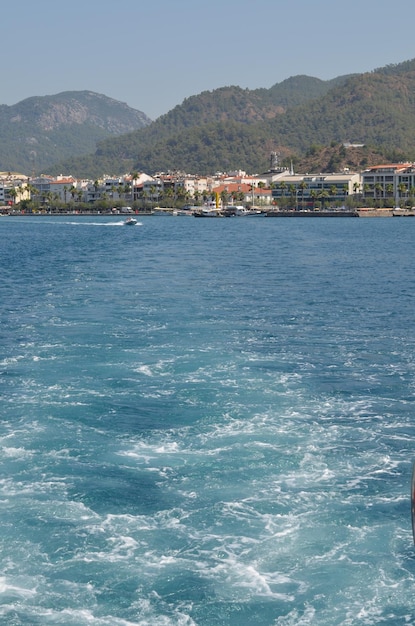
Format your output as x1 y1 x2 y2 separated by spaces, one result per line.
2 0 415 121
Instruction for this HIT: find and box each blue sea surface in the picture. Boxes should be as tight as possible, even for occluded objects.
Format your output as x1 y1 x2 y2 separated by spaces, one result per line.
1 214 415 625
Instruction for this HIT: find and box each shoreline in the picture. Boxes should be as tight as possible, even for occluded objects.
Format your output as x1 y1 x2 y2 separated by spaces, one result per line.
2 208 415 218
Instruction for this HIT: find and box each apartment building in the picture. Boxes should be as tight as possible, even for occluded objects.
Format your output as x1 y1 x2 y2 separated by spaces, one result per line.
361 163 415 203
271 172 361 207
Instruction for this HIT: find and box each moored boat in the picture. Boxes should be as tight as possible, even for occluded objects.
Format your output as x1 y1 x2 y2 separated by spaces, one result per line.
392 207 415 217
193 207 224 218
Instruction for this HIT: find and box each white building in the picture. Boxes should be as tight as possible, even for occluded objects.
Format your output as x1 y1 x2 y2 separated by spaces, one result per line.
271 172 361 207
49 177 78 202
361 163 415 203
130 173 154 202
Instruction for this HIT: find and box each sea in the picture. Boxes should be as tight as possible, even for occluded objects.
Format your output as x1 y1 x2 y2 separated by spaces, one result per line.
1 214 415 625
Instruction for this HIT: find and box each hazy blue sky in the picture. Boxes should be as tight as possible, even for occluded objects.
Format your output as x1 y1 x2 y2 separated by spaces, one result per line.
3 0 414 120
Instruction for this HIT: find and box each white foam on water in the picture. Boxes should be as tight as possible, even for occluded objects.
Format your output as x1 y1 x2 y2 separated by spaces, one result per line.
10 607 158 625
133 365 154 376
2 217 415 624
40 220 143 228
0 576 36 598
0 478 46 497
273 606 317 625
210 559 298 601
2 446 32 459
0 355 25 366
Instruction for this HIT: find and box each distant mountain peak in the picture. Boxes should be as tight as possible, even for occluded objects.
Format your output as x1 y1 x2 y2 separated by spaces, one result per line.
0 91 152 173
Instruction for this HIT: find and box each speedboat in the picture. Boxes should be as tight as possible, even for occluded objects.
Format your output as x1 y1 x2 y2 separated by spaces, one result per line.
124 217 137 226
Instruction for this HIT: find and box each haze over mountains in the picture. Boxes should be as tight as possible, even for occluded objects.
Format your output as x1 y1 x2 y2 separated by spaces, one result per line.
2 59 415 177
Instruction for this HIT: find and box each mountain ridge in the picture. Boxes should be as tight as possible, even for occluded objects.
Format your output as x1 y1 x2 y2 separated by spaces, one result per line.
51 60 415 177
0 91 151 173
3 59 415 177
49 73 356 177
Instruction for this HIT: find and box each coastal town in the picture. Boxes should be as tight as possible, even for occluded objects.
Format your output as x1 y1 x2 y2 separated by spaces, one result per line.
2 153 415 217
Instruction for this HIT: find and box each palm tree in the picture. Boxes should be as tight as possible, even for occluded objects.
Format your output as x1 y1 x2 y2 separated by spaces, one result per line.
299 180 307 210
220 190 229 207
129 173 140 202
288 184 296 209
278 181 287 199
19 182 33 201
184 190 191 205
163 186 174 207
329 185 337 206
176 186 187 206
193 190 201 206
45 191 53 212
149 185 158 207
123 183 131 200
374 183 383 202
318 189 329 209
8 187 17 205
398 183 407 206
142 190 149 210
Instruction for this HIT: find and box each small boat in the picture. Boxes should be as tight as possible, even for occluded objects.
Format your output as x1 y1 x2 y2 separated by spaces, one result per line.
193 207 224 218
392 208 415 217
124 217 137 226
153 207 174 216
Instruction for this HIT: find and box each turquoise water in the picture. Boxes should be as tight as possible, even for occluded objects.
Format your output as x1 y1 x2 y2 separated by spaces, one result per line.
1 215 415 625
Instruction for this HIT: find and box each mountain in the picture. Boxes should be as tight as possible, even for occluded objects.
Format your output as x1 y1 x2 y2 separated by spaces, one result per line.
0 91 151 173
262 62 415 154
49 74 354 177
6 59 415 178
50 61 415 177
139 74 352 130
265 73 357 109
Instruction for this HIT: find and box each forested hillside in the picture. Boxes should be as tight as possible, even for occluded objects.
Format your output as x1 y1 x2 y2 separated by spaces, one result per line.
45 60 415 176
0 91 151 173
46 74 354 176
